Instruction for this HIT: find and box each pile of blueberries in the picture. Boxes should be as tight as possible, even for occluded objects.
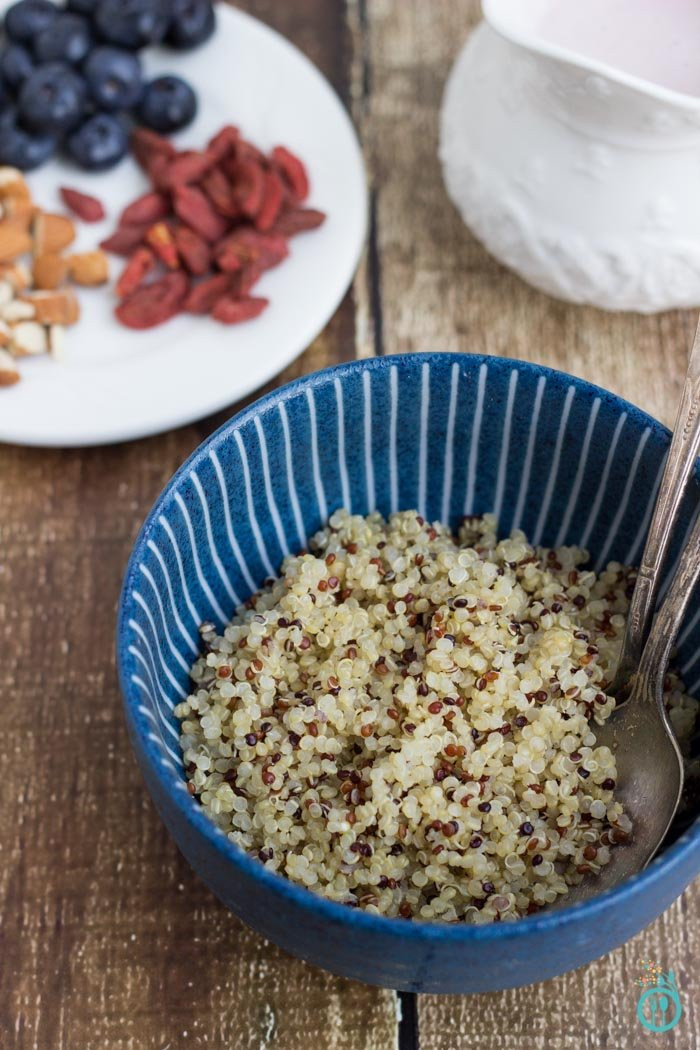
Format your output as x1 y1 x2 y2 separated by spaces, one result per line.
0 0 216 171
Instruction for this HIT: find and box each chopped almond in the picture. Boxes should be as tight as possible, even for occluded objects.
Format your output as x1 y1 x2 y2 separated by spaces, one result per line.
33 211 76 255
20 289 80 326
33 253 68 290
0 175 94 387
10 320 48 357
0 224 32 263
48 324 66 360
0 167 30 202
2 299 35 322
67 250 109 286
3 197 35 231
0 279 13 308
0 262 30 290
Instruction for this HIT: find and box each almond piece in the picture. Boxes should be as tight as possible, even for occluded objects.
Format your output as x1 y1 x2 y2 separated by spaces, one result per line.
0 262 30 289
48 324 66 361
33 211 76 255
67 250 109 286
0 224 32 262
2 299 35 322
3 197 35 231
33 253 68 290
20 290 80 326
0 319 10 347
0 279 14 308
0 346 20 385
10 320 47 357
0 167 31 202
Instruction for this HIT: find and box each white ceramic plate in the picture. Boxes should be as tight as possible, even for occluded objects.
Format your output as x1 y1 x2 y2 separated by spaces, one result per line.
0 4 367 446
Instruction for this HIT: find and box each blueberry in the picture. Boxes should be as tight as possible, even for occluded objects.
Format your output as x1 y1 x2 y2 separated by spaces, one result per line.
0 104 16 131
66 111 128 170
17 64 87 133
94 0 171 50
83 46 143 112
34 13 93 66
137 74 196 133
4 1 57 44
66 0 99 13
0 119 55 170
167 0 215 50
0 44 34 93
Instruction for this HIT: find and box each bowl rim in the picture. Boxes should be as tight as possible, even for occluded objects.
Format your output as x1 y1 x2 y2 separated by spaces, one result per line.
117 351 700 943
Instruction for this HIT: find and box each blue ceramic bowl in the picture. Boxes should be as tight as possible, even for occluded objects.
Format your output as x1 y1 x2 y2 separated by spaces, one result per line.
117 353 700 994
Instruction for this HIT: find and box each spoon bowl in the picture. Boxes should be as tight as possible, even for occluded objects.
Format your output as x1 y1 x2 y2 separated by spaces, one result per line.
564 697 684 905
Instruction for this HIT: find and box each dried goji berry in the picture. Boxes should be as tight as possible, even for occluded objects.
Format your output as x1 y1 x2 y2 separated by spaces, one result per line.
255 169 285 231
206 125 240 162
272 208 326 236
160 150 213 190
145 222 179 269
100 223 150 256
230 262 263 297
215 248 243 273
215 228 288 272
230 157 265 218
116 271 189 329
131 127 176 170
119 191 170 228
173 224 211 275
116 247 157 297
201 166 240 218
173 184 229 242
271 146 309 202
59 186 105 222
111 124 321 330
211 295 269 324
147 153 171 190
235 138 267 165
183 273 233 314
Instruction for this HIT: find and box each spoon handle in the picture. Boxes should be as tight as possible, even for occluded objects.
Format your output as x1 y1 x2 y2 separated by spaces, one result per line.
637 493 700 697
613 317 700 692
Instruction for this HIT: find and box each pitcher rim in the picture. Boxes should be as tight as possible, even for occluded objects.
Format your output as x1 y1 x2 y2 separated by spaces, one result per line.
483 0 700 110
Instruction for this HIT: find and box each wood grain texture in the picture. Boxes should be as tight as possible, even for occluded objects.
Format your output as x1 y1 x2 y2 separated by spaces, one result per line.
349 0 694 427
347 0 699 1046
0 4 398 1050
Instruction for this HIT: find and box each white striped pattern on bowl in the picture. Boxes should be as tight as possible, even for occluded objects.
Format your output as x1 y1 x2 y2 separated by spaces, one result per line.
119 354 700 796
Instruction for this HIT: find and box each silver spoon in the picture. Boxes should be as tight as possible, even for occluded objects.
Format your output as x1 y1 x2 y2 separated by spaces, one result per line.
610 317 700 695
564 322 700 903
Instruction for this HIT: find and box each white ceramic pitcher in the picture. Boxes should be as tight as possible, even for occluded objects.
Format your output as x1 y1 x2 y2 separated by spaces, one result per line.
440 0 700 312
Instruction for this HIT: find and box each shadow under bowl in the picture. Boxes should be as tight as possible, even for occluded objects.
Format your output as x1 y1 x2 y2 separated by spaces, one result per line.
117 352 700 994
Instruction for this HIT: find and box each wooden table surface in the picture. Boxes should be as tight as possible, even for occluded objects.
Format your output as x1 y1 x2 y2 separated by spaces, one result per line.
1 2 698 1048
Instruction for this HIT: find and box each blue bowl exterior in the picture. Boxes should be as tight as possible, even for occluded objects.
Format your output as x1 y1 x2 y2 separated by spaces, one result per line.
118 353 700 994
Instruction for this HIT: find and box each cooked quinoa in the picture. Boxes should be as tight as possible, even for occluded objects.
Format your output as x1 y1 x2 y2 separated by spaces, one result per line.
175 510 699 923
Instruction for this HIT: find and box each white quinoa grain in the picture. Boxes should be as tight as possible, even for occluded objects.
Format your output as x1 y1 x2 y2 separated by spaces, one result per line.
178 511 698 923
